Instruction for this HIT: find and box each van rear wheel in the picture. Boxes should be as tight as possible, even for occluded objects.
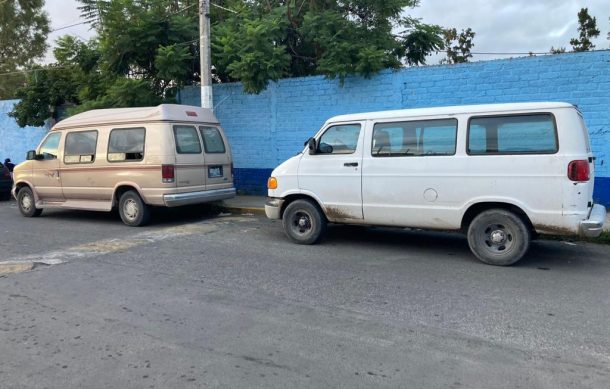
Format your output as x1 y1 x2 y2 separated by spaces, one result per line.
119 190 151 227
467 209 530 266
282 199 327 245
17 187 42 217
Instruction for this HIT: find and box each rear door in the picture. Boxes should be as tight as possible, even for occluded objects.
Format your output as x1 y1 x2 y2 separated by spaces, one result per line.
200 126 232 190
172 124 205 191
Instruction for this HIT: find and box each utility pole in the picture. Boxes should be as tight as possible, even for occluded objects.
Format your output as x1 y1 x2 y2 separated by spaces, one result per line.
199 0 213 109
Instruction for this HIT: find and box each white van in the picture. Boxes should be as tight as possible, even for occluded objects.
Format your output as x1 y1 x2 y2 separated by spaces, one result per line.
12 104 235 226
265 102 606 265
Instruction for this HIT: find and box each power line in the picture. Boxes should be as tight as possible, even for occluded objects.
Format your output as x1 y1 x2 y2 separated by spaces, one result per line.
50 21 89 33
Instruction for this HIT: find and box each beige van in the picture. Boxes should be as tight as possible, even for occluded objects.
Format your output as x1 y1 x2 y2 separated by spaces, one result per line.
11 104 235 226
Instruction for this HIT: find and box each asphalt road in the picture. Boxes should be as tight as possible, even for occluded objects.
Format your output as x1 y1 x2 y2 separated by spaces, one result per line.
0 199 609 388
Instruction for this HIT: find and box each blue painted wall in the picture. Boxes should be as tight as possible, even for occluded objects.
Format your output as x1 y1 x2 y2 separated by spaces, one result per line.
181 50 610 203
0 100 48 164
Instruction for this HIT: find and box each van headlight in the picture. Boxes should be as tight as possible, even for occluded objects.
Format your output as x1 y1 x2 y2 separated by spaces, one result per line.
267 177 278 189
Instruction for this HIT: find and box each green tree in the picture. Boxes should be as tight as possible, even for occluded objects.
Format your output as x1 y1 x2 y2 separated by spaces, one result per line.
0 0 50 99
440 27 475 64
212 0 445 92
11 0 446 126
549 46 566 54
570 8 600 52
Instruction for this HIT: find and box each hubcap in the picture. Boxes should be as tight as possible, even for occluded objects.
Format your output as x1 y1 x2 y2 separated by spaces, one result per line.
291 211 312 235
123 199 139 221
21 194 32 211
483 224 514 253
490 229 506 244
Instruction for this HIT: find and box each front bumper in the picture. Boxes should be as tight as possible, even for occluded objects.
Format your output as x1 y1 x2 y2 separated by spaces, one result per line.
164 187 236 207
580 204 606 238
265 197 284 219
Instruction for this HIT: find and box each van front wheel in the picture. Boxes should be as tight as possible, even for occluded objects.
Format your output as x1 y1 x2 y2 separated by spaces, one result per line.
17 187 42 217
119 190 151 227
282 199 327 245
467 209 530 266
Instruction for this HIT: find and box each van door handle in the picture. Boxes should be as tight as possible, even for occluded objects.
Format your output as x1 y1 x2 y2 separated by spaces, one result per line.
344 162 358 167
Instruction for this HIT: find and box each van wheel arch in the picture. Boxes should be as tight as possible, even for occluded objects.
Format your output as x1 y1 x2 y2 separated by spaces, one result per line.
280 194 327 221
461 202 535 236
113 185 144 208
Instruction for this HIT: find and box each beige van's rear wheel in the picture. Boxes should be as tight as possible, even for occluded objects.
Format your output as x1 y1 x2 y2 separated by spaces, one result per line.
17 187 42 217
282 199 327 245
119 190 151 227
467 209 530 266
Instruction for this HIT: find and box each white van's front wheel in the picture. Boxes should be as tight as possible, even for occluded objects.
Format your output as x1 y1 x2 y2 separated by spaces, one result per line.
119 190 151 227
467 209 530 266
282 199 327 245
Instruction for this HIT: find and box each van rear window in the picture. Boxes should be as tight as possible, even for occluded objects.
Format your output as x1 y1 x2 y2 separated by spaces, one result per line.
108 128 145 162
468 114 557 155
200 127 226 153
173 125 202 154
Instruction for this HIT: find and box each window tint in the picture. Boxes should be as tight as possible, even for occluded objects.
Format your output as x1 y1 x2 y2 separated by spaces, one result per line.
468 114 557 154
39 132 62 160
64 130 98 164
108 128 145 162
317 124 361 154
200 126 226 153
372 119 457 157
174 125 202 154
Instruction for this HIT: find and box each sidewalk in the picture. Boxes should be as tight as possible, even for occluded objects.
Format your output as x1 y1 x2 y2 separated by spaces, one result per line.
220 195 610 232
220 195 266 215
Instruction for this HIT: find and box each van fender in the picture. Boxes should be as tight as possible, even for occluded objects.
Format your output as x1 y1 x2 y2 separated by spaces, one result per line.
112 182 146 206
13 180 39 203
459 196 536 227
276 188 328 216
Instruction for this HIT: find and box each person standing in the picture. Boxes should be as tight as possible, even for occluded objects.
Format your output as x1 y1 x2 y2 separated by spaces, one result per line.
4 158 15 178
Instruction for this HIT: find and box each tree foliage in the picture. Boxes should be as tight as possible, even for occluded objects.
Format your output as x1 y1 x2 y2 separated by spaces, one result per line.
440 27 475 64
569 8 600 52
212 1 445 92
0 0 50 99
11 0 450 126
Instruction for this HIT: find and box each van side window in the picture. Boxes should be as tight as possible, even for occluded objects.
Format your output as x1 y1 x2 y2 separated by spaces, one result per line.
317 124 361 154
108 128 146 162
38 132 62 160
64 130 98 164
468 114 557 155
200 126 226 153
372 119 457 157
174 125 202 154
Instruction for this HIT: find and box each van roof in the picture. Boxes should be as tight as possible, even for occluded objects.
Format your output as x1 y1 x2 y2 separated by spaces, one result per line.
53 104 219 130
326 102 575 123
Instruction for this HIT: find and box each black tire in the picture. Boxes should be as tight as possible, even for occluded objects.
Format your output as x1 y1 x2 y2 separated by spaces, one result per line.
282 199 327 245
118 190 151 227
467 209 530 266
17 187 42 217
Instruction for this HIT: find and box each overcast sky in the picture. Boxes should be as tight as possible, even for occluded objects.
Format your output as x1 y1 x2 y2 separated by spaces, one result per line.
44 0 609 63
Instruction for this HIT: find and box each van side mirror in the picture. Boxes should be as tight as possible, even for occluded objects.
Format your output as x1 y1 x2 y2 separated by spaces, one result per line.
306 137 317 155
26 150 37 160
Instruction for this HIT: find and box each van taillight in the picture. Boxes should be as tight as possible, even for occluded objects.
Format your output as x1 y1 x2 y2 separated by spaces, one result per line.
567 160 590 182
230 162 234 177
162 164 175 183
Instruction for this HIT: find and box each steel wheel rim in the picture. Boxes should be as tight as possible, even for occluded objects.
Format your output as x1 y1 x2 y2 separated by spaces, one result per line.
123 199 139 221
480 223 515 254
21 193 33 212
290 210 313 236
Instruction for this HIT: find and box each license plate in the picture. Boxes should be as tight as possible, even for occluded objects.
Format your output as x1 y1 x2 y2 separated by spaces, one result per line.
208 166 223 178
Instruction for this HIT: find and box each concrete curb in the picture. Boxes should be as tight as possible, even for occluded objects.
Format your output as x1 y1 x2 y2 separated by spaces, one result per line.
219 206 266 216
